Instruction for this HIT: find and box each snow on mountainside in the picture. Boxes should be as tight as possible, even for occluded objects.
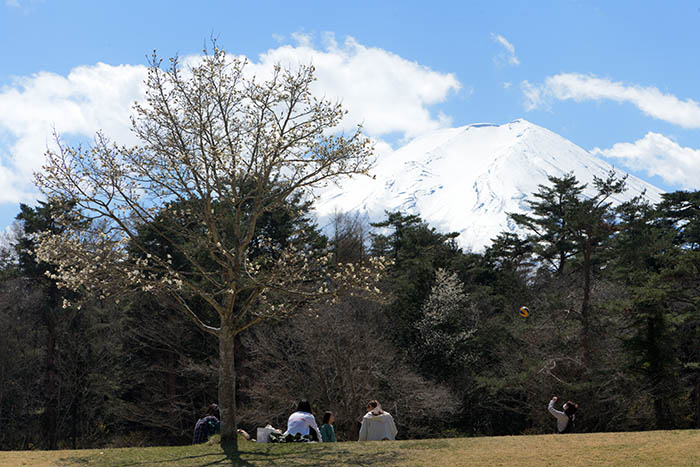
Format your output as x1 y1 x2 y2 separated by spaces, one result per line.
314 119 664 252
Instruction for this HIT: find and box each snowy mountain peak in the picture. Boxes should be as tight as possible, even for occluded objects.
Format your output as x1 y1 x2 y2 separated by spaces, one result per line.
315 119 664 252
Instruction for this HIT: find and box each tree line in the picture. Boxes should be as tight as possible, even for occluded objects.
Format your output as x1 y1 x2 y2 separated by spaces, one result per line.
0 174 698 449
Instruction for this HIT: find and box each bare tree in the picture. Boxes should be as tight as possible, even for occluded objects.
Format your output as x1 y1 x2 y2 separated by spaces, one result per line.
239 296 459 440
330 210 369 264
33 44 387 448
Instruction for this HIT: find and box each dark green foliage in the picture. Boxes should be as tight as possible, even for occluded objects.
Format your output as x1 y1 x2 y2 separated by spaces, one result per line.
2 183 700 448
370 212 461 353
657 190 700 249
611 194 700 429
509 173 584 276
607 195 696 429
112 294 219 445
0 202 119 449
111 191 329 444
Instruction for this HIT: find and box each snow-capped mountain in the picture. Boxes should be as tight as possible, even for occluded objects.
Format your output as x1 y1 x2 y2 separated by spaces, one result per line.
314 119 664 252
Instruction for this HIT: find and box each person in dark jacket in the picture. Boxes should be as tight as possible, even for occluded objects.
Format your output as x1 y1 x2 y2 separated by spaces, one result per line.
193 403 221 444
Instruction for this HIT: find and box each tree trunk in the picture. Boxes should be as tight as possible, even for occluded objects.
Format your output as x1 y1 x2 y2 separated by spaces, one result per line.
167 349 177 401
218 318 238 450
557 250 566 276
71 391 78 449
653 393 667 429
581 236 592 370
694 378 700 428
647 311 669 430
43 310 58 450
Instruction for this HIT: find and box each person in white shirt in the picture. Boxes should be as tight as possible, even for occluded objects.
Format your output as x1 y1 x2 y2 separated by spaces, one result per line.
548 396 578 433
358 400 398 441
285 400 322 442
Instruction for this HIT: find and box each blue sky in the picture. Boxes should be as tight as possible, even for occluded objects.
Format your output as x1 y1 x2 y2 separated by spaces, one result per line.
2 0 700 234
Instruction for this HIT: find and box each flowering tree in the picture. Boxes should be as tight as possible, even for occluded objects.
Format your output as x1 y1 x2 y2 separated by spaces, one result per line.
416 269 479 367
33 45 386 448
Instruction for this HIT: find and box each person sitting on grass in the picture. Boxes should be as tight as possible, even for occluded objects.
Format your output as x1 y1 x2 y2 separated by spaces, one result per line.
285 399 322 442
548 396 578 433
320 411 337 442
192 403 220 444
358 400 397 441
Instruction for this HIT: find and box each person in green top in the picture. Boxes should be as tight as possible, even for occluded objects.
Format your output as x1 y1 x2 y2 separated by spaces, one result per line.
320 411 336 442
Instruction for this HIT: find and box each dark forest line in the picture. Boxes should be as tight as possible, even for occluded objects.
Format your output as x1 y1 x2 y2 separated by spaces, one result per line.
0 173 698 450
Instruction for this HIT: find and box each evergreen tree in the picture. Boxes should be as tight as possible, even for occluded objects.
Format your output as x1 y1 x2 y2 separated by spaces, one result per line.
0 202 118 449
656 190 700 250
509 173 583 276
566 171 627 369
611 196 687 429
370 212 461 351
15 201 73 449
510 171 626 370
654 191 700 427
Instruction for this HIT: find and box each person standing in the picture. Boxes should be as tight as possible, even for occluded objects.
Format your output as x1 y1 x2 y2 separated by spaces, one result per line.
548 396 578 433
358 400 397 441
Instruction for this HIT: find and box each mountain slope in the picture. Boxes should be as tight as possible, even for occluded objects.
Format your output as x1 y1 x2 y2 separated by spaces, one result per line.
314 119 664 252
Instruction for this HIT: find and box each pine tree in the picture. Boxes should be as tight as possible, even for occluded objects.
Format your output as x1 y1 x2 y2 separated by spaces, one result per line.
509 173 584 276
654 191 700 427
611 196 686 428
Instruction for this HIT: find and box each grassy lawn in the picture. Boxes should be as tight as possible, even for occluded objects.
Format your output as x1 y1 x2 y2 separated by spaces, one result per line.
1 429 698 466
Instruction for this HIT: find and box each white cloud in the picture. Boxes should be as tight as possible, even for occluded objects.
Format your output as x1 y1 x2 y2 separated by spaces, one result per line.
491 33 520 66
0 63 147 203
0 34 462 206
5 0 20 7
522 73 700 129
241 34 461 138
592 132 700 189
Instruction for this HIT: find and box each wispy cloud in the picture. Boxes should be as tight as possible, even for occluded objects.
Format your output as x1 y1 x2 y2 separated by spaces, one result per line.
593 132 700 189
0 34 462 205
491 33 520 66
522 73 700 129
5 0 45 9
521 80 548 111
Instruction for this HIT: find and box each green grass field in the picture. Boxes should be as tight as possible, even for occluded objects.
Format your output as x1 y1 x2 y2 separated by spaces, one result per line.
1 430 698 466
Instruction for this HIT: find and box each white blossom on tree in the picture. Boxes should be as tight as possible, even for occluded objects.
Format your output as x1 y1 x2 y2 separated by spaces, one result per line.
416 268 479 364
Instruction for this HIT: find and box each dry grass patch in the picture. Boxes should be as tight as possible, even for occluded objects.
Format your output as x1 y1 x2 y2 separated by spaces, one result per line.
0 429 697 466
